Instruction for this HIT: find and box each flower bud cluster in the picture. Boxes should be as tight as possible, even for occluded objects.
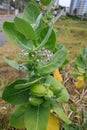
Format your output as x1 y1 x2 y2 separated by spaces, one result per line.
18 48 53 69
34 48 53 66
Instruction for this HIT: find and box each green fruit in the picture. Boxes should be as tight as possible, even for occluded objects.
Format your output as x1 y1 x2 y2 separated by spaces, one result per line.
46 76 62 96
29 97 43 106
30 84 47 97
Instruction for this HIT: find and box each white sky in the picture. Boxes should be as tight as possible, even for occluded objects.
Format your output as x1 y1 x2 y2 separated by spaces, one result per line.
59 0 71 7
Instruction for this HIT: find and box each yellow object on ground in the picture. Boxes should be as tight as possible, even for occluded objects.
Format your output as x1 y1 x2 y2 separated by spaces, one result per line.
47 114 60 130
76 78 85 89
77 76 84 80
53 69 63 82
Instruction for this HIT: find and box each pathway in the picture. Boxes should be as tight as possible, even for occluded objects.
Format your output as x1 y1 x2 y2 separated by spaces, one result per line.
0 14 21 47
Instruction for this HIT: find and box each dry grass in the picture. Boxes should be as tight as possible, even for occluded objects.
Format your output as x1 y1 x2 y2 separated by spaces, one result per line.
55 16 87 59
61 63 87 128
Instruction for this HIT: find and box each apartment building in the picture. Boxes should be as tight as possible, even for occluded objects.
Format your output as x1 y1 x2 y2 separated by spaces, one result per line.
70 0 87 17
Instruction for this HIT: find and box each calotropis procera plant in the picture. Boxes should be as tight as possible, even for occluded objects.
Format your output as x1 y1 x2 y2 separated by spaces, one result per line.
2 1 71 130
72 47 87 89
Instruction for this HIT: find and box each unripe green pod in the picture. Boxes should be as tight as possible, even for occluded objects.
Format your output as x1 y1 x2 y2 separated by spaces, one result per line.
30 84 47 97
46 76 62 96
29 97 44 106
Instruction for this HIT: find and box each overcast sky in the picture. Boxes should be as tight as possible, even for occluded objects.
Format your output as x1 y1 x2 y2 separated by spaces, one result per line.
59 0 71 7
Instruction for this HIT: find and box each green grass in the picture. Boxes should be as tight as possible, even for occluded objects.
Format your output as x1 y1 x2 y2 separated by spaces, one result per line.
55 16 87 59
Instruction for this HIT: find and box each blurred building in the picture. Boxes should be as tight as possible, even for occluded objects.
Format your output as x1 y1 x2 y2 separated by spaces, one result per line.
0 0 14 14
70 0 87 17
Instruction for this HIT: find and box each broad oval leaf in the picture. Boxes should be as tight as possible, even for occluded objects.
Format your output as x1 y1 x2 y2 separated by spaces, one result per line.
34 13 43 30
51 101 71 124
3 22 33 51
75 56 86 68
3 56 19 70
82 47 87 64
46 76 70 103
3 57 28 71
10 104 28 128
37 49 68 75
15 78 42 89
2 79 29 105
40 0 51 6
14 17 36 40
38 26 56 51
24 101 50 130
23 2 40 24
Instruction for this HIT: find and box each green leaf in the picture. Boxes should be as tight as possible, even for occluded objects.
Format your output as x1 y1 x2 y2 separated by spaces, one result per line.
50 9 64 25
51 101 71 124
24 101 50 130
34 13 43 30
3 22 33 51
46 76 61 94
62 59 69 67
51 49 68 63
36 25 53 50
3 56 19 70
63 124 70 130
63 124 76 130
40 0 51 6
56 44 66 50
37 49 68 75
14 17 36 40
38 26 56 51
77 66 85 74
3 56 28 71
81 47 87 64
15 78 42 89
46 76 70 103
71 72 81 78
75 56 86 68
56 89 70 103
23 2 40 24
2 79 29 105
10 104 28 128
